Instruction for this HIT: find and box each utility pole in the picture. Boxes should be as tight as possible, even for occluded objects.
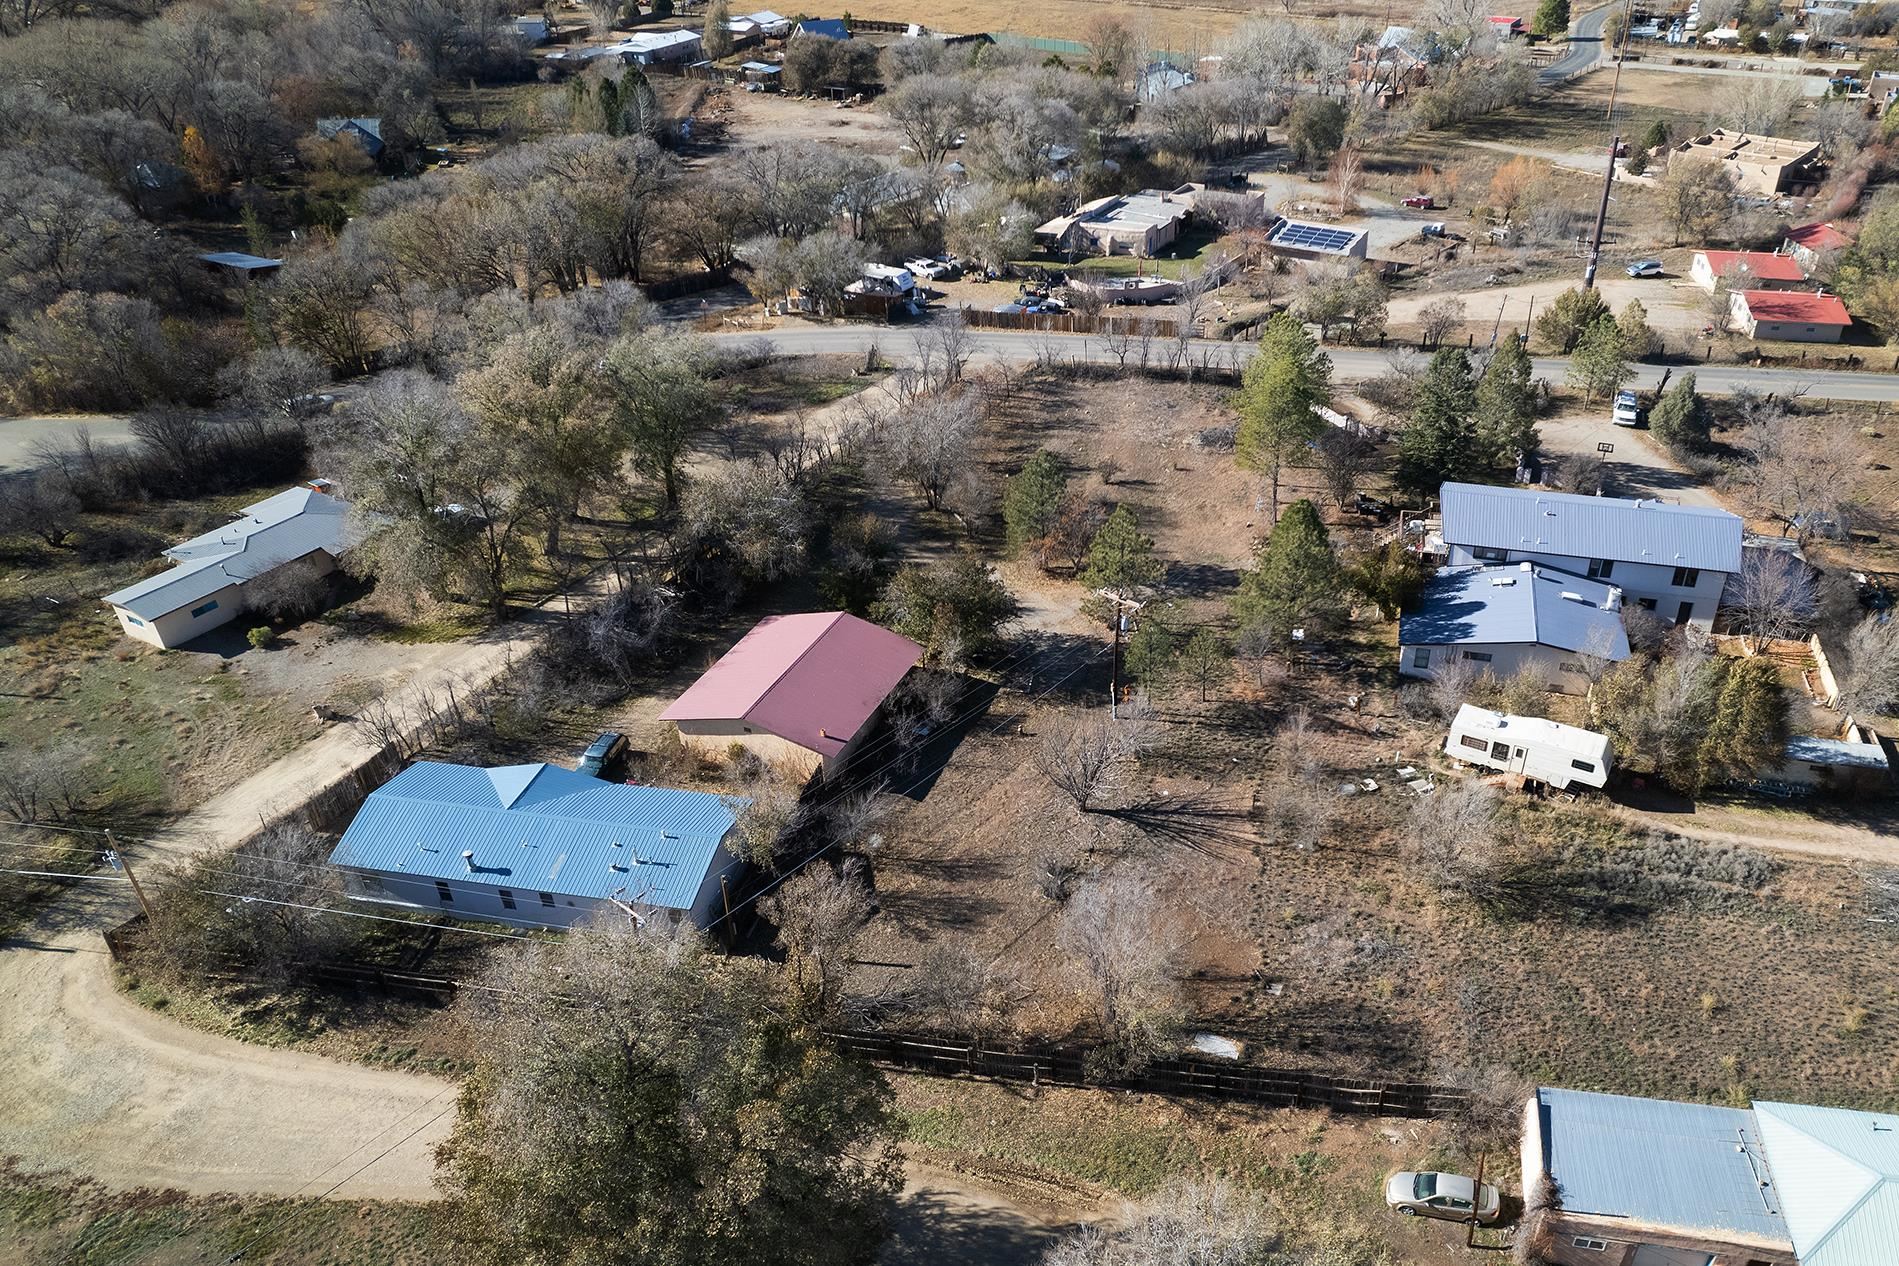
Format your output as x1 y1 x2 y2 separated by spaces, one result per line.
1582 133 1621 290
104 830 154 920
1585 0 1640 289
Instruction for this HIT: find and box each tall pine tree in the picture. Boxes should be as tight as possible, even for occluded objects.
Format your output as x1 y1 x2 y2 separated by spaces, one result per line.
1649 373 1711 454
1236 312 1333 517
1233 499 1345 644
1396 347 1478 498
1473 335 1537 471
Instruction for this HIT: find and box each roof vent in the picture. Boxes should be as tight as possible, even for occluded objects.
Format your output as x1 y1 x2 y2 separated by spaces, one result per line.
1561 591 1584 602
1519 561 1533 572
461 849 475 871
1491 577 1516 587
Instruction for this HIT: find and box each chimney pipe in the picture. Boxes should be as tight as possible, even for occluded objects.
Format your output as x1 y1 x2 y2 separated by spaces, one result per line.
461 849 475 871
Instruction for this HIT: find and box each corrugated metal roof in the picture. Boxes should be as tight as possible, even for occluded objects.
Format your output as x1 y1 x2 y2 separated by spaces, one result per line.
1740 289 1853 326
1755 1101 1899 1266
327 762 741 910
1699 250 1807 282
1784 736 1891 772
662 612 921 757
1440 482 1744 573
1536 1088 1793 1245
102 486 357 619
1400 565 1630 658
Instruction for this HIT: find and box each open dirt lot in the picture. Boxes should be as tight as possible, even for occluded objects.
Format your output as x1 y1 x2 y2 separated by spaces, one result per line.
718 85 906 152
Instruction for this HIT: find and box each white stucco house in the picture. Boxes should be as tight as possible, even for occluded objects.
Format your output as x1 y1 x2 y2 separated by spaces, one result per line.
101 482 355 649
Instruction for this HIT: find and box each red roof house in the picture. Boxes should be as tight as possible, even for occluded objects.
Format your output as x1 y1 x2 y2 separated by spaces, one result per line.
1691 249 1807 291
1728 289 1851 343
1487 15 1523 35
1784 221 1853 270
661 612 923 779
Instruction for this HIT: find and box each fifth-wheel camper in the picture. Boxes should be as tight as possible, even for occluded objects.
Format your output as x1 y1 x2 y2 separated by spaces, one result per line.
1444 705 1613 791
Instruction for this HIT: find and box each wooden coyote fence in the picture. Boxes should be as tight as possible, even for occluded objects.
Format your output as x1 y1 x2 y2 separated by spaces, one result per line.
962 308 1180 336
824 1029 1469 1119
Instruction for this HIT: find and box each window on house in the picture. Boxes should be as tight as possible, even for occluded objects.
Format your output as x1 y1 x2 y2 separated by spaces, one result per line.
434 881 454 905
1472 546 1508 562
1571 760 1596 773
539 891 556 907
1638 597 1657 611
190 599 220 617
125 615 145 627
1410 648 1431 669
1586 558 1615 579
498 888 517 910
1571 1239 1608 1252
1462 650 1493 662
1672 566 1700 587
1460 735 1488 753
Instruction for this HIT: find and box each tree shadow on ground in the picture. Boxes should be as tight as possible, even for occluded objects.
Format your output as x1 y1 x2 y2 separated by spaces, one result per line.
1099 792 1257 858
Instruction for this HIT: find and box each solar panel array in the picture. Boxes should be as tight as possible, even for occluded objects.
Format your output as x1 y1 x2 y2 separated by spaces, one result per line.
1269 221 1362 253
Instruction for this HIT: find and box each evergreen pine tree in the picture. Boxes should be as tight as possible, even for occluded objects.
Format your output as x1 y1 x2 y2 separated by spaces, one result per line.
1473 335 1537 471
1566 313 1632 401
1233 499 1344 643
1002 451 1068 556
1396 348 1478 497
1649 373 1711 453
1235 312 1333 517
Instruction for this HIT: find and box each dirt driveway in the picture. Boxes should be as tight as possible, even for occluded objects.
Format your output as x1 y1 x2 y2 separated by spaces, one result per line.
1536 407 1725 507
0 600 568 1199
1389 275 1709 339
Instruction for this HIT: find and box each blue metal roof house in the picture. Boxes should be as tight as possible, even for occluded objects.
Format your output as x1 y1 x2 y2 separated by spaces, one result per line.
1524 1086 1899 1266
327 762 745 931
1399 563 1629 694
794 17 851 39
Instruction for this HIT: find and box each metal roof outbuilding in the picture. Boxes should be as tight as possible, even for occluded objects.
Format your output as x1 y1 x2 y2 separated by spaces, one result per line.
1440 482 1745 574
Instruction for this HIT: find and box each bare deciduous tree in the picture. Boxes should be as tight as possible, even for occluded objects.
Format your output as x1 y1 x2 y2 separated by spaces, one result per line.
879 390 981 511
1041 1177 1277 1266
243 557 334 622
1407 781 1506 903
1418 297 1468 350
1056 872 1185 1071
1730 549 1818 654
1837 617 1899 717
1035 711 1154 812
762 864 873 1019
725 777 807 869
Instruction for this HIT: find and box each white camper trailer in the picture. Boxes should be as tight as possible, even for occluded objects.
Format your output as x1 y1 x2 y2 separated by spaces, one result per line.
1444 705 1613 791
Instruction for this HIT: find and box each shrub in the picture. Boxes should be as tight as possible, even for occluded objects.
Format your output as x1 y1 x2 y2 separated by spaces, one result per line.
245 626 273 649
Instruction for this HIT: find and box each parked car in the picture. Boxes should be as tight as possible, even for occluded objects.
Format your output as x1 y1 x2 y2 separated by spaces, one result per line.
1401 194 1435 209
575 731 628 780
1626 259 1663 277
1420 222 1448 238
1385 1172 1502 1225
908 257 963 281
1612 389 1642 427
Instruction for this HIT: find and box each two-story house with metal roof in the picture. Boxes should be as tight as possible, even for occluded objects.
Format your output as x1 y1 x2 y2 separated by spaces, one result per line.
1439 483 1744 632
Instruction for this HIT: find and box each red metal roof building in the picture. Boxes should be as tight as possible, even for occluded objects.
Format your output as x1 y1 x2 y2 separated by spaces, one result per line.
1784 221 1854 271
661 612 923 780
1690 249 1807 290
1729 289 1852 343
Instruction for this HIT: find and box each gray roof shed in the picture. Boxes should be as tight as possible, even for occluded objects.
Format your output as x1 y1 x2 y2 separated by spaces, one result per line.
1441 482 1744 573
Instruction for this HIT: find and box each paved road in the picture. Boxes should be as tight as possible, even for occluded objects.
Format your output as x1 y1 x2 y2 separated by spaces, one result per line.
0 414 134 474
726 325 1899 402
1539 5 1608 82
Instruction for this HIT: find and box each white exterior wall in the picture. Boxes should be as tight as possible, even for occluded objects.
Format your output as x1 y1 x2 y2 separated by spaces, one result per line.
1750 314 1845 343
112 581 244 649
339 836 742 930
1399 641 1595 693
1445 722 1612 789
1445 546 1728 630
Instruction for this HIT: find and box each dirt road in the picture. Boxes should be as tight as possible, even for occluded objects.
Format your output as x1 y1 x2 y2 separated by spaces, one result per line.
0 605 570 1199
0 413 135 472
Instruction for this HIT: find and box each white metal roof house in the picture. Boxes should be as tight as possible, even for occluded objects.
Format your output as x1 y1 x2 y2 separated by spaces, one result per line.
1399 563 1630 693
1444 705 1613 790
1523 1086 1899 1266
328 762 745 931
101 483 356 649
1439 482 1743 631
